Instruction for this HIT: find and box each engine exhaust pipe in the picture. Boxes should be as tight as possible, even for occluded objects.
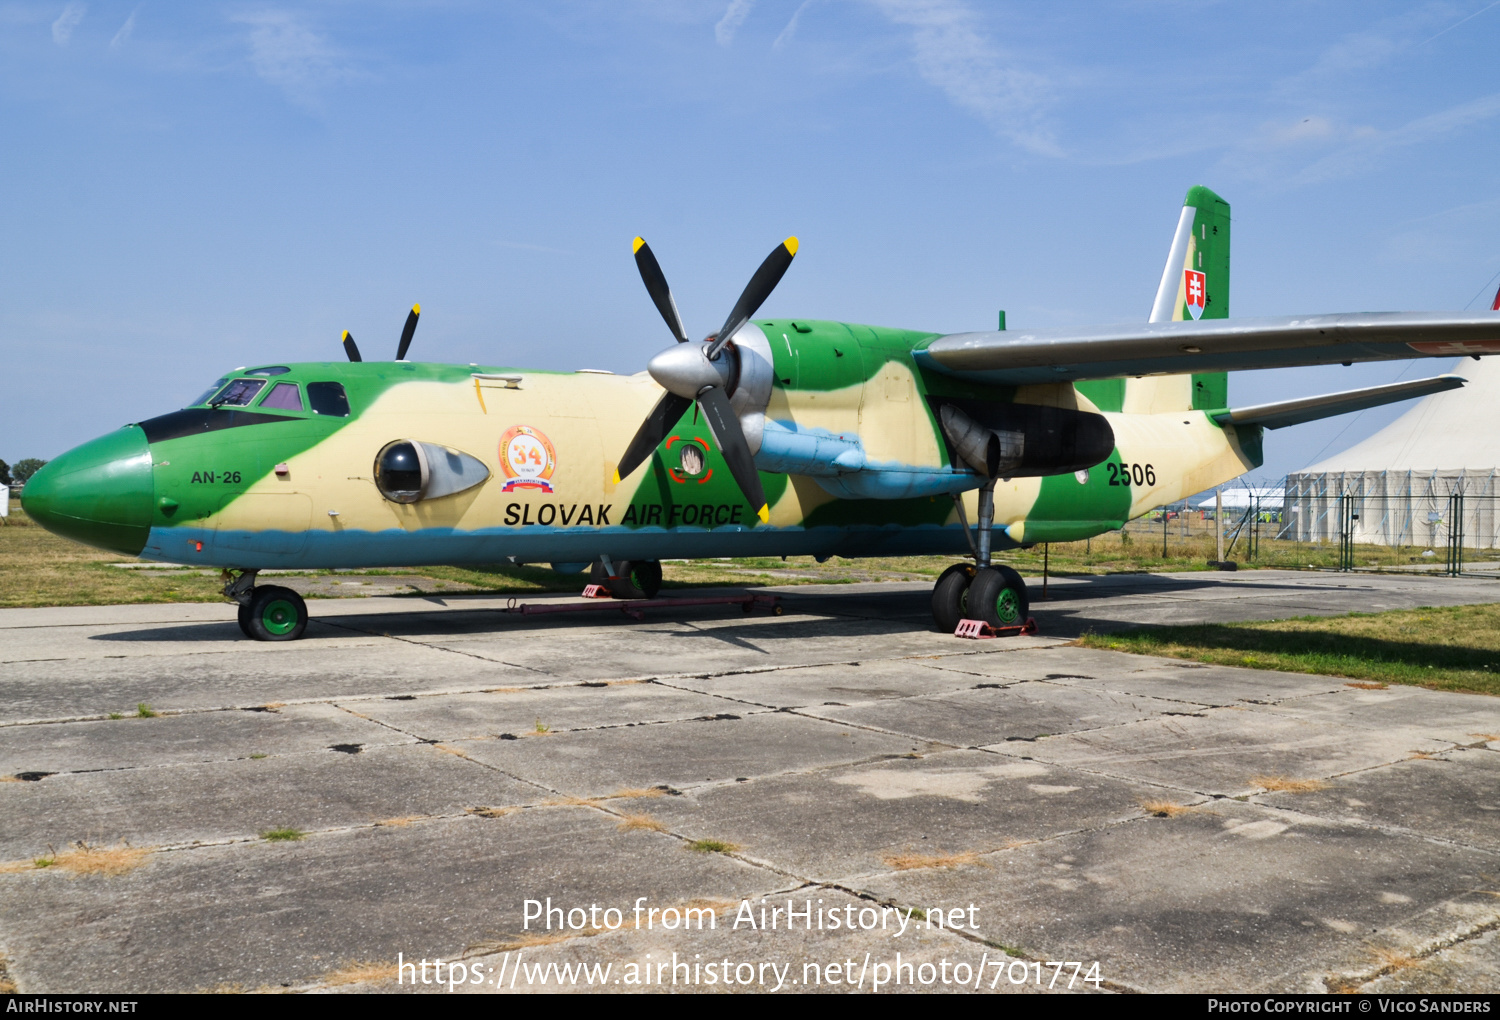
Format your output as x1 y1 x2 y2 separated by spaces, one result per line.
939 404 1024 478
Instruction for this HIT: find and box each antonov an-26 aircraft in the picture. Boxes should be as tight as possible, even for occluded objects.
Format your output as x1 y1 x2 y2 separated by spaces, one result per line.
23 187 1500 640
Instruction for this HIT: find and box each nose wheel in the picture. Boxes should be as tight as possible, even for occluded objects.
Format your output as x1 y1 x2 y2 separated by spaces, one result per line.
225 570 309 641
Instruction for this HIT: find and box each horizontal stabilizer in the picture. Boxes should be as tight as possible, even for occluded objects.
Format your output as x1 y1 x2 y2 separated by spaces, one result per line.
1210 374 1465 431
916 311 1500 385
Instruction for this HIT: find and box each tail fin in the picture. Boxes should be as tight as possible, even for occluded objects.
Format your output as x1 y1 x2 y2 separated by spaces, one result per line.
1134 185 1231 411
1150 185 1230 323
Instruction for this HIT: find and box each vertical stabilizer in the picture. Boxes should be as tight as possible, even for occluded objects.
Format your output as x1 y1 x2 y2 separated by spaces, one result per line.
1120 186 1230 413
1150 185 1230 323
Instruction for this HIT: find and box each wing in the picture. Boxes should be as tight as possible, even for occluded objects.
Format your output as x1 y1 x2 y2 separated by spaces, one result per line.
1211 373 1464 430
913 311 1500 385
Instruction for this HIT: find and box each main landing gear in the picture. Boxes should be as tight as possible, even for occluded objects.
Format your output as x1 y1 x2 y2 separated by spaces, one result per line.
931 481 1031 635
589 558 663 600
224 569 309 642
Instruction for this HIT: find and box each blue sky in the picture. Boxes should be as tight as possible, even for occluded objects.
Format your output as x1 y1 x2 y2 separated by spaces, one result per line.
4 0 1500 487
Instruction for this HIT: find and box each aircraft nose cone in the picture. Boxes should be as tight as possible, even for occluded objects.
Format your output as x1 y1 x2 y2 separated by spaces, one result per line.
22 426 153 556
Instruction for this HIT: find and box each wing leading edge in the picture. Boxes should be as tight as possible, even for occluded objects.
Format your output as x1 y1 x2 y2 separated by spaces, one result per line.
914 311 1500 386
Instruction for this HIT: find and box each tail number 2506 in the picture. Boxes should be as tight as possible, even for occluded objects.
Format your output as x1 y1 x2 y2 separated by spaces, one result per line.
1106 462 1155 487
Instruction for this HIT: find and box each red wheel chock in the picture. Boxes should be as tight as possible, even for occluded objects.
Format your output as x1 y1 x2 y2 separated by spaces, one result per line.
581 584 613 599
954 617 1038 639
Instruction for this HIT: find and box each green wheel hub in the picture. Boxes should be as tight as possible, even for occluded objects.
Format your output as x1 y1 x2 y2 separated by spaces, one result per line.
260 597 300 636
994 587 1021 625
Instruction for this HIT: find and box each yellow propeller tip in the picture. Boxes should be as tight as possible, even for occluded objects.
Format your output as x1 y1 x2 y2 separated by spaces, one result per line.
632 237 646 253
756 504 770 524
612 470 621 485
341 330 350 341
412 303 421 314
783 237 798 256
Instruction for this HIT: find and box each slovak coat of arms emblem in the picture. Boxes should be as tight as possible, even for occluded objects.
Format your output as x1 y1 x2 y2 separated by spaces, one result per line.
499 425 557 492
1184 268 1206 320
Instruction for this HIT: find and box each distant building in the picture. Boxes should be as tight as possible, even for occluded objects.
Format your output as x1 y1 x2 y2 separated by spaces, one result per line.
1281 356 1500 548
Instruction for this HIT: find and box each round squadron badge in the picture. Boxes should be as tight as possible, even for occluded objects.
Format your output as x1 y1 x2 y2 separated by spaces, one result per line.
499 425 557 492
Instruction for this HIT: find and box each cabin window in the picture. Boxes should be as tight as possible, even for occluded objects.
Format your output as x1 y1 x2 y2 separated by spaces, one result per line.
189 377 229 407
244 366 291 376
259 382 304 411
308 381 350 417
209 378 266 407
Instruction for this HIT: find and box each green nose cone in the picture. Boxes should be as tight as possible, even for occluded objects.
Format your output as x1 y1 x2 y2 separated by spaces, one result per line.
22 426 153 556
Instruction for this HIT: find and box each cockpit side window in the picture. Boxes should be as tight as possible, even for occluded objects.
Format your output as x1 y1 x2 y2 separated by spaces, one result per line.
190 377 230 407
307 381 350 417
210 378 266 407
259 382 304 411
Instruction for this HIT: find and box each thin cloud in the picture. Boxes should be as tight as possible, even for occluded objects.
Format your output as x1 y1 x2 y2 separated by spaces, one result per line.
231 9 350 106
868 0 1059 156
52 2 85 45
110 6 137 48
715 0 753 46
1292 92 1500 185
773 0 812 49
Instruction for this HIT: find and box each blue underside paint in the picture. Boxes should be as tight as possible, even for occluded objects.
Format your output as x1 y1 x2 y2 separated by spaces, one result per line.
754 419 983 500
142 521 1015 570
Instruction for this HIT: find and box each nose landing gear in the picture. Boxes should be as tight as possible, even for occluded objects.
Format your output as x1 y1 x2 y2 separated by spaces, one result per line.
932 481 1033 635
224 569 309 641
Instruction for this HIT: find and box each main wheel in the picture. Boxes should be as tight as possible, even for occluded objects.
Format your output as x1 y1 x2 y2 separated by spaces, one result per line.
966 566 1029 630
931 563 976 633
590 560 662 600
244 585 308 641
236 602 254 639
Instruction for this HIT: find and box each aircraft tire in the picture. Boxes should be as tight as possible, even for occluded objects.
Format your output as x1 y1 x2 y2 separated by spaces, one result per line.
244 585 308 642
237 602 254 639
593 559 662 600
966 566 1029 630
931 563 976 633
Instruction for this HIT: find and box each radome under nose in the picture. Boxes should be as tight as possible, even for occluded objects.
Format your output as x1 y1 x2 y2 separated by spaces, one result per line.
22 426 153 556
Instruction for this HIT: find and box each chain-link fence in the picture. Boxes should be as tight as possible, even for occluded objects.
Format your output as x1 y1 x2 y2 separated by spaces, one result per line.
1276 470 1500 577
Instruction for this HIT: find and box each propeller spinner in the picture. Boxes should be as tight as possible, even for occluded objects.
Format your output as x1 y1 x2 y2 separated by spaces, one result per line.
342 303 422 362
614 237 798 524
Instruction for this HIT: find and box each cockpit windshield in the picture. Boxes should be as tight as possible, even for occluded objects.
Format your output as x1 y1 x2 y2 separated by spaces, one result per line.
189 377 229 407
208 378 266 407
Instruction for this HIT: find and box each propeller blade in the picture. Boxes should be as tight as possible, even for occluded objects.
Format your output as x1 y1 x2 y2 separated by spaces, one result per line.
633 237 690 344
706 236 798 360
395 303 420 361
613 390 694 484
342 330 362 362
696 385 769 523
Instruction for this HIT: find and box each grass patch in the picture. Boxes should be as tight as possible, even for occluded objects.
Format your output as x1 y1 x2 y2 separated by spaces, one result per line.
248 753 267 760
316 961 397 988
1253 775 1328 794
466 806 514 818
533 718 551 735
882 850 983 871
0 501 1357 611
135 703 158 718
3 843 152 877
261 827 306 842
617 813 668 833
1140 800 1198 818
610 787 665 800
1078 604 1500 696
685 838 740 854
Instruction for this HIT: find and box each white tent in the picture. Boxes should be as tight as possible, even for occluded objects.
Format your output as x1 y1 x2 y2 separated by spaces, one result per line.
1282 356 1500 547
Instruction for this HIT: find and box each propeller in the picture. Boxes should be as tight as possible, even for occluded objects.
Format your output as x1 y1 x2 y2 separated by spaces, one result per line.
614 236 799 524
396 303 420 361
340 304 421 363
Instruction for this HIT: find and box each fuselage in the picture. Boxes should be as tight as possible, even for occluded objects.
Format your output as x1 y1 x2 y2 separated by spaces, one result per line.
22 318 1261 570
